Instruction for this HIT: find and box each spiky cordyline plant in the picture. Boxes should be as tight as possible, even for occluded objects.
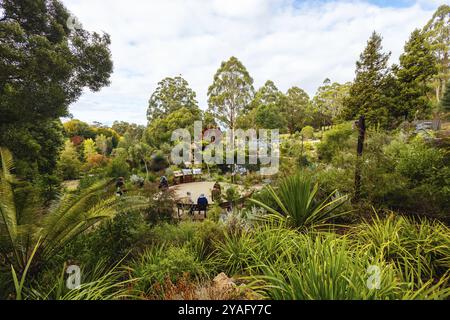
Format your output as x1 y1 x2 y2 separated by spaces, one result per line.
249 174 348 229
0 147 149 275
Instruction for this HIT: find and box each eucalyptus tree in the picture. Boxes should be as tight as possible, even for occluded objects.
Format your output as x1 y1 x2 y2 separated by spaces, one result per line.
147 76 199 123
285 86 311 133
423 5 450 102
0 0 113 179
313 80 351 128
249 80 287 131
207 56 254 131
208 57 254 180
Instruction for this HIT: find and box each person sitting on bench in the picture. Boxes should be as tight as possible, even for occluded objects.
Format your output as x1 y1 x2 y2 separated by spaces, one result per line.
116 177 125 196
197 194 209 214
159 175 169 189
181 192 194 215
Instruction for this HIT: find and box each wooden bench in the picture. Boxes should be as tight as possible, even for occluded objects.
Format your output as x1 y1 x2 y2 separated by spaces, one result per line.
176 203 208 219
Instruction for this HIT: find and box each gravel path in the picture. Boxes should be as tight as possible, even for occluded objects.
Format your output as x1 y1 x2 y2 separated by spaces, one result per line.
170 181 217 203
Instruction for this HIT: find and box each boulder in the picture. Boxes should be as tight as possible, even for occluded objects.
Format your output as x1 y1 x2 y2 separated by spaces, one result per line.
213 273 236 290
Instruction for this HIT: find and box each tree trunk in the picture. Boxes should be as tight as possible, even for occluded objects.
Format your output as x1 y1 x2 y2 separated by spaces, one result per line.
301 134 304 154
144 161 149 180
436 82 441 103
354 115 366 202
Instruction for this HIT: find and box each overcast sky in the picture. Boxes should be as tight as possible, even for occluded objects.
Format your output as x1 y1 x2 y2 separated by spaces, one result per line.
61 0 446 125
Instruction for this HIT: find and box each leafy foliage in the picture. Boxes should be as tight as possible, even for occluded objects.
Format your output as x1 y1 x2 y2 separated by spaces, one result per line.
0 0 113 181
144 107 202 148
423 4 450 102
57 140 82 180
208 56 254 129
317 123 354 163
129 245 206 297
0 147 148 274
147 76 199 122
312 79 351 127
442 80 450 111
28 259 135 300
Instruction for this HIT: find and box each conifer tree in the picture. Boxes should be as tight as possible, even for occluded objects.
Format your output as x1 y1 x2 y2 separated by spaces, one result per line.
395 29 437 120
343 32 394 128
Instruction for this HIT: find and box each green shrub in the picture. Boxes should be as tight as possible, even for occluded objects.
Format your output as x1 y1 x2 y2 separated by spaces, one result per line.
250 185 280 212
387 137 447 185
146 172 158 182
78 174 101 190
250 225 300 268
106 156 130 178
130 245 206 296
143 187 176 224
314 166 353 198
370 136 450 216
148 220 224 262
301 126 314 139
317 123 354 163
148 221 199 246
206 204 223 223
35 173 61 203
57 141 82 180
225 186 240 203
63 211 151 267
211 231 256 276
192 219 225 258
251 233 402 300
150 151 169 171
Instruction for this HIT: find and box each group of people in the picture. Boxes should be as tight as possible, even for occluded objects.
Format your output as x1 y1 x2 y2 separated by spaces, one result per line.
180 192 209 215
118 175 210 216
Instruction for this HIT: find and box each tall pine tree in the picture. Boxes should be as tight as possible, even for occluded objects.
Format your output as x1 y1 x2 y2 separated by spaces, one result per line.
343 32 394 128
395 29 437 120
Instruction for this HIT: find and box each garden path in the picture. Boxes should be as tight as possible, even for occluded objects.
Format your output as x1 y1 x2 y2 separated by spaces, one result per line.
170 181 216 204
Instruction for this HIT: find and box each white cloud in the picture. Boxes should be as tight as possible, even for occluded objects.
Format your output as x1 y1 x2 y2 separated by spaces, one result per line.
61 0 441 125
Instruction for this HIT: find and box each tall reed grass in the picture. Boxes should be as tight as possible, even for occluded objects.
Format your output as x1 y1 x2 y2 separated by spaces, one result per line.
209 214 450 300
